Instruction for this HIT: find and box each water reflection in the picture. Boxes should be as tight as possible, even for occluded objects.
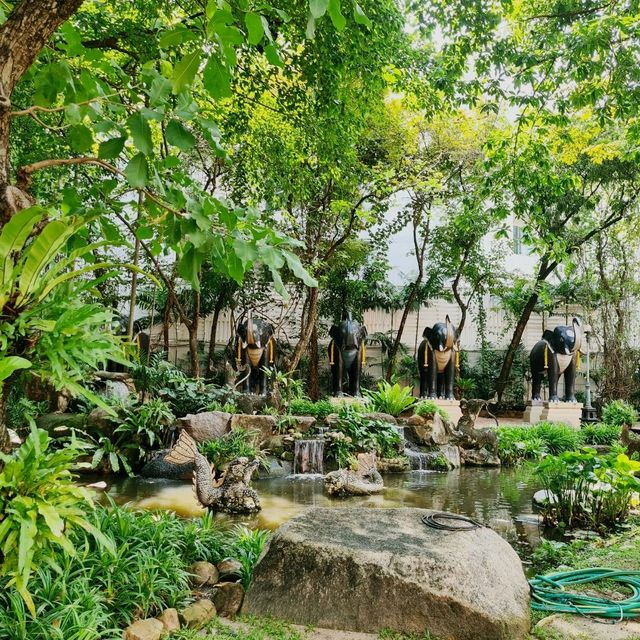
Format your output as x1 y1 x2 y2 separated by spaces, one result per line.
95 467 542 552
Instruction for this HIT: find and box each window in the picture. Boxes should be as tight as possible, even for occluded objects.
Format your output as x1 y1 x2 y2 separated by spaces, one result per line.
512 225 527 255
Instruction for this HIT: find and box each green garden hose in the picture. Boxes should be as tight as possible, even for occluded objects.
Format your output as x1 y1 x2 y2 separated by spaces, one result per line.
529 568 640 621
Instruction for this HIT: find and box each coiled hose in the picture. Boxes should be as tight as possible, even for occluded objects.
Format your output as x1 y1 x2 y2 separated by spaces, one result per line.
529 568 640 621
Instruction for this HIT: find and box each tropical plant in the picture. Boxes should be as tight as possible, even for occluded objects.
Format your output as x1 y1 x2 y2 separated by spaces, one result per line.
602 400 638 427
581 423 622 446
414 400 450 421
534 422 583 455
534 449 640 530
5 386 47 432
198 429 266 473
115 398 175 458
223 526 271 588
287 398 334 421
364 381 415 417
0 429 114 614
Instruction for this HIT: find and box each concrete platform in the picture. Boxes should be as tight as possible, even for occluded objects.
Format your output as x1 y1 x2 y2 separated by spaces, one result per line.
523 401 583 428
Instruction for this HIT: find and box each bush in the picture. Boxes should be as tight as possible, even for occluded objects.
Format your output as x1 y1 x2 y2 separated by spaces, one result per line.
364 381 415 416
534 449 640 530
287 398 334 421
534 421 583 454
414 400 450 421
581 422 622 446
602 399 638 427
198 429 265 472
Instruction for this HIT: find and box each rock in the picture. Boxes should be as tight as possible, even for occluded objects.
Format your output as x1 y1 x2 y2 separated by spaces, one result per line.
8 429 21 447
532 489 556 508
289 416 317 433
212 582 245 618
180 599 216 629
36 412 87 434
256 456 292 478
535 614 640 639
229 414 276 445
325 413 339 427
405 413 449 447
377 457 411 473
243 507 530 640
261 435 288 457
438 444 461 469
86 481 107 490
217 558 243 582
235 393 269 415
190 561 219 586
157 608 180 633
405 414 426 426
364 412 397 425
178 411 231 443
123 618 164 640
461 447 501 467
140 449 194 480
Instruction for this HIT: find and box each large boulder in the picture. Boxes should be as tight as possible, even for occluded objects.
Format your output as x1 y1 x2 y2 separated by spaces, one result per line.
177 411 231 443
243 507 530 640
404 413 449 446
139 449 193 480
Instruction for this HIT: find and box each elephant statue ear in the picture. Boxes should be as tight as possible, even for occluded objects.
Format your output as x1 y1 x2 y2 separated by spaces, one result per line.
423 326 433 341
445 315 455 350
329 324 340 341
542 329 555 345
572 317 583 353
359 325 368 341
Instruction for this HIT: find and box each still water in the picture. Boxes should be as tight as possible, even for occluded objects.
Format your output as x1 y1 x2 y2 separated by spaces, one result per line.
94 467 543 556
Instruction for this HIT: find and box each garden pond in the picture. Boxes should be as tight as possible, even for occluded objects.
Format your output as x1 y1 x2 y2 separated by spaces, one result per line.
94 466 544 557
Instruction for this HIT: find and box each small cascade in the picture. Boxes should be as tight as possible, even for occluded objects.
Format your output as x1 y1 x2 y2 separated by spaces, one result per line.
293 439 325 475
404 447 431 471
394 425 406 446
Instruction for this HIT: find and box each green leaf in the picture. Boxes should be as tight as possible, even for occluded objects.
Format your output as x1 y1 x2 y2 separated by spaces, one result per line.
283 250 317 287
245 12 264 45
203 56 232 100
0 207 45 286
0 356 31 383
177 245 204 288
98 136 126 160
353 2 372 28
310 0 329 19
171 50 202 94
328 0 347 30
68 125 94 153
165 119 196 151
37 503 65 537
124 153 149 188
264 44 283 67
127 112 153 156
159 25 197 49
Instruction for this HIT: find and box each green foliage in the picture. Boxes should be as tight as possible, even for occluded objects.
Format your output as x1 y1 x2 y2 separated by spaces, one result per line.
198 429 265 471
0 503 268 639
534 449 640 530
581 423 622 446
530 539 590 575
287 398 334 421
0 430 114 615
497 422 583 465
5 386 48 432
114 398 175 458
324 405 402 466
602 400 638 427
364 381 415 417
414 400 450 421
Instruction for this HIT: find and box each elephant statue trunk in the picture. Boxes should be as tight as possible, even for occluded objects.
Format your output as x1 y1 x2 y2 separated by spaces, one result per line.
530 317 582 403
417 315 459 400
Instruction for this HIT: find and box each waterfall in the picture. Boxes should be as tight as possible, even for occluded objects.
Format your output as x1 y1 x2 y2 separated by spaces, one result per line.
293 439 325 475
404 447 431 471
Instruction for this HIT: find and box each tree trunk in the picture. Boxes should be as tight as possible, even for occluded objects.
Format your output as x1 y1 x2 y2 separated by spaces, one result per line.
0 395 9 469
287 287 318 372
308 321 319 400
386 280 420 380
205 299 224 378
188 291 200 377
162 297 172 354
0 0 85 221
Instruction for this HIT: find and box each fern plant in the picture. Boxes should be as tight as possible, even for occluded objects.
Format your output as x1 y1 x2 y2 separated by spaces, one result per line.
364 381 416 416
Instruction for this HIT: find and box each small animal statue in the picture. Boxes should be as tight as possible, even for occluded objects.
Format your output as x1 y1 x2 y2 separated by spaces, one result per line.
530 317 582 403
417 315 459 399
324 452 384 496
230 311 276 395
328 312 368 397
455 398 499 453
621 424 640 459
166 430 261 514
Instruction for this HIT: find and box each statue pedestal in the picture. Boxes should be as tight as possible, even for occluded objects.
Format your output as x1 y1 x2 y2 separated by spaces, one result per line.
425 399 462 425
525 402 583 428
523 402 545 424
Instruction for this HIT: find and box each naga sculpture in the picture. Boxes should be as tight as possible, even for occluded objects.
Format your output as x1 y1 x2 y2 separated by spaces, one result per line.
328 312 367 397
530 318 582 403
230 311 276 395
324 452 384 496
417 315 459 399
166 430 261 514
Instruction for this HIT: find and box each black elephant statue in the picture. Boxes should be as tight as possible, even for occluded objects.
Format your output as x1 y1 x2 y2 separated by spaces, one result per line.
530 317 582 403
328 313 367 397
230 312 276 395
417 315 459 400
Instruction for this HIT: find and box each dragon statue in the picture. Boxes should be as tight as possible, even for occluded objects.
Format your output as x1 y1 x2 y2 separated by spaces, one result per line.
324 452 384 496
166 430 261 514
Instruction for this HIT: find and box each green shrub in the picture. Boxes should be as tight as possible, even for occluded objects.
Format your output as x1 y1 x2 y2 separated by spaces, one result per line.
364 381 415 416
602 399 638 427
0 430 114 615
198 428 265 471
287 398 334 421
535 421 583 454
414 400 450 421
534 449 640 530
581 422 622 446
